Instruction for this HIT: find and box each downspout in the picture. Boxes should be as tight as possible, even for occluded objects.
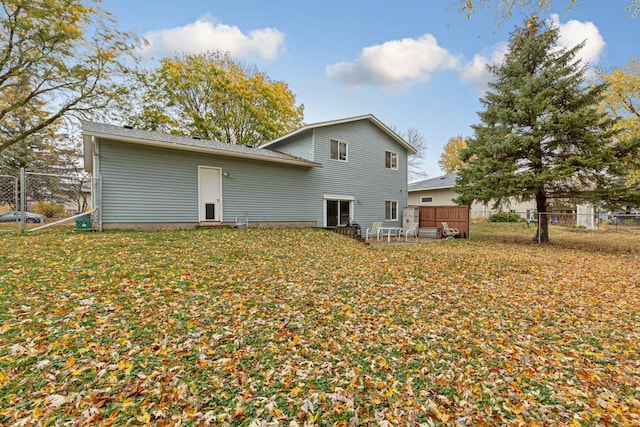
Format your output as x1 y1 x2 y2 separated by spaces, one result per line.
311 129 316 162
19 168 25 233
92 137 103 231
468 204 471 239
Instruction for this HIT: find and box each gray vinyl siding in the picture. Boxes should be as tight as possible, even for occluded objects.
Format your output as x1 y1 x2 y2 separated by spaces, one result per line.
96 118 410 231
303 121 409 231
266 131 314 161
99 140 196 222
98 139 318 224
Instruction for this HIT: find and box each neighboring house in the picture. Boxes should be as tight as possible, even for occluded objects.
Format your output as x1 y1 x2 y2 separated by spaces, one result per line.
62 178 92 216
82 114 416 231
408 173 537 220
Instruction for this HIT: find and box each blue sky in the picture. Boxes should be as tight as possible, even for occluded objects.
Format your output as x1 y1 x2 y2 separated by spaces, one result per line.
100 0 638 179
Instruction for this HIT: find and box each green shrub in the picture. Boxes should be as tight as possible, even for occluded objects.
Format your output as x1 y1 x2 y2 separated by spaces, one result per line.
32 201 65 218
489 212 521 222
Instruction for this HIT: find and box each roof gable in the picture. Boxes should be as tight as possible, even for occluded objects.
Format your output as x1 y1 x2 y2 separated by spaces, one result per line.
260 114 418 155
409 173 458 191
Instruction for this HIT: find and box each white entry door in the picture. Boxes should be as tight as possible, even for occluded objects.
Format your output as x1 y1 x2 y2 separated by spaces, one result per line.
198 166 222 222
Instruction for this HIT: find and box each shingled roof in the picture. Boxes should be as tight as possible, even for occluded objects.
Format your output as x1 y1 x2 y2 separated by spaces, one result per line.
82 121 322 172
408 173 458 191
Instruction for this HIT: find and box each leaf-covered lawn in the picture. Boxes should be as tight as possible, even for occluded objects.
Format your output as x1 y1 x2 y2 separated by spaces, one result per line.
1 225 638 426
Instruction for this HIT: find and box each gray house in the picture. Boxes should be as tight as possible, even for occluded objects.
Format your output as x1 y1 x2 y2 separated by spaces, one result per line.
82 114 416 231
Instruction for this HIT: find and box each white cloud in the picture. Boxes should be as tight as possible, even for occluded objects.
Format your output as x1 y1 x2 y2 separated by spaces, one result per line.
460 42 508 91
460 15 605 91
549 14 606 67
325 34 461 94
139 14 286 61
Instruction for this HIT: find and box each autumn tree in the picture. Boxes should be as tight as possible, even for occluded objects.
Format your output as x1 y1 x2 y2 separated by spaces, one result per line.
0 92 53 172
455 17 638 243
0 92 56 208
0 0 138 153
126 51 304 146
0 119 90 211
598 58 640 208
455 0 640 20
438 135 469 174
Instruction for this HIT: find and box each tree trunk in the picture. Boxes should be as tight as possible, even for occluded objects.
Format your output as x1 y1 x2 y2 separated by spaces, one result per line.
535 189 549 243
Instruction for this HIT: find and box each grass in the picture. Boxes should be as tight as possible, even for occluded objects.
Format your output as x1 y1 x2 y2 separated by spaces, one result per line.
0 223 638 426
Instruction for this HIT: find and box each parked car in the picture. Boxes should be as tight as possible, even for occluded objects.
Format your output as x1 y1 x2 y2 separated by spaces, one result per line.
0 211 45 223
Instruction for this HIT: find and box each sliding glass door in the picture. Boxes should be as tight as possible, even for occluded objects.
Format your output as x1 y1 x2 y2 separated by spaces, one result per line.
326 199 351 226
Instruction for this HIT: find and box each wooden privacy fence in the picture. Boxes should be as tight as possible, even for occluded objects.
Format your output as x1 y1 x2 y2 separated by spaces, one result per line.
418 205 470 238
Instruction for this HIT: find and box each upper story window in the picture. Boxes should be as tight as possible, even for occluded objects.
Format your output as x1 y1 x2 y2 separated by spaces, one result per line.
385 151 398 170
421 197 433 203
330 139 347 162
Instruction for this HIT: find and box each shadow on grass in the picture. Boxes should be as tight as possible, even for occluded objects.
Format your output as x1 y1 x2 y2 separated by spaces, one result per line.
471 221 640 255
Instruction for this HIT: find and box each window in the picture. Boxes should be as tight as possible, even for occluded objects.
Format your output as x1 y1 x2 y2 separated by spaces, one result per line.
330 139 347 161
421 197 433 203
385 200 398 221
385 151 398 170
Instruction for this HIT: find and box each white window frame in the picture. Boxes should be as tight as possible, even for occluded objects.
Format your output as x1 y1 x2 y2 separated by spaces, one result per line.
385 151 398 170
385 200 398 221
330 139 348 162
421 196 433 203
323 194 355 227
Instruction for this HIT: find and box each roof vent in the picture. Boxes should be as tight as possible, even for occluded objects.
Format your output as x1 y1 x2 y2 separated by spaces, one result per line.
123 125 133 129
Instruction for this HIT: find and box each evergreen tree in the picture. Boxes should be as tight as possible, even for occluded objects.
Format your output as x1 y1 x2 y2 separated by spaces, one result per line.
455 17 638 243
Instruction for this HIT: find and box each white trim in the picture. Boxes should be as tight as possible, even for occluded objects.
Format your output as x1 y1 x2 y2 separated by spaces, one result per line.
330 139 348 162
323 194 355 201
83 135 94 172
385 150 398 170
198 166 222 222
385 200 399 221
409 184 454 192
261 114 418 154
322 195 355 227
82 130 322 169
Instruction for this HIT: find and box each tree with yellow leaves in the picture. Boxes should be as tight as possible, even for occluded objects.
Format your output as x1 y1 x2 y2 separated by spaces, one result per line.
127 51 304 146
599 58 640 207
438 135 469 174
456 0 639 20
0 0 137 153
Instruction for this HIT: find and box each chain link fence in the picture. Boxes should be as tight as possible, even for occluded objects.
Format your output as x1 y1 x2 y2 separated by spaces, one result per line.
25 171 92 217
0 174 19 232
534 211 640 242
0 169 94 232
606 213 640 232
478 208 608 243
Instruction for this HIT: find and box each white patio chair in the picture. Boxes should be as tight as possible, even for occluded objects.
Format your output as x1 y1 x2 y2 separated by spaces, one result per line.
399 222 419 242
365 221 382 240
441 222 460 239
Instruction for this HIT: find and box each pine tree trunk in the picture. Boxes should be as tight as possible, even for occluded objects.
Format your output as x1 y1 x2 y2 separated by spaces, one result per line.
535 190 549 243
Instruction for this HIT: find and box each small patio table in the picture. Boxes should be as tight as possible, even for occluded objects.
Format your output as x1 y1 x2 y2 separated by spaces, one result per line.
378 226 402 242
